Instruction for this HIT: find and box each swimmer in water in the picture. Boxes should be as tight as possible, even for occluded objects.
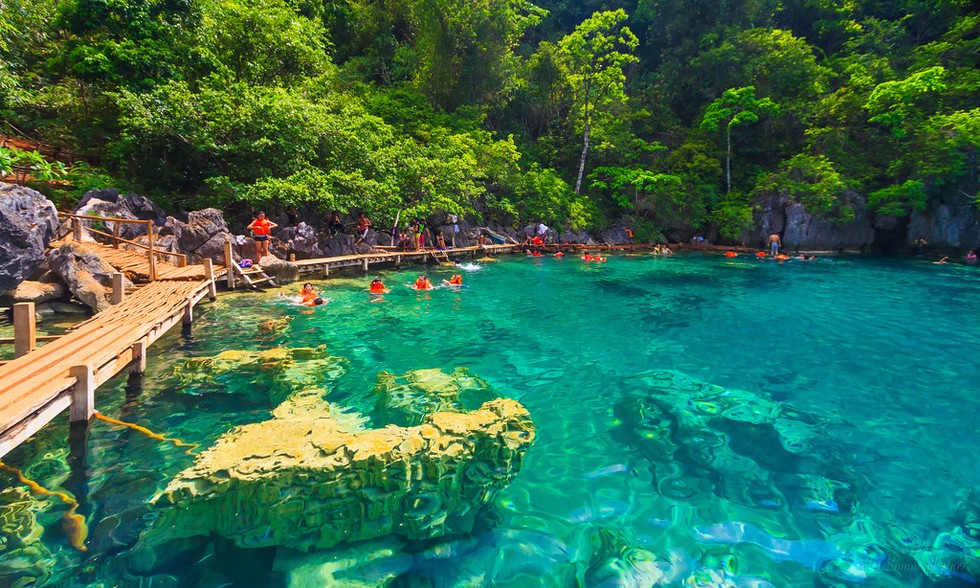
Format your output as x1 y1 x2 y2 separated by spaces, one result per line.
442 274 463 287
413 274 434 290
299 282 325 306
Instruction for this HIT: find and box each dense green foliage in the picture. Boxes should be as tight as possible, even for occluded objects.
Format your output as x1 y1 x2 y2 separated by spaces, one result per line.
1 0 978 239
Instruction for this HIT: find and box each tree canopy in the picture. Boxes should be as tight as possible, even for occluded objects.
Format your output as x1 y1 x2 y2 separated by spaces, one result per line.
1 0 977 239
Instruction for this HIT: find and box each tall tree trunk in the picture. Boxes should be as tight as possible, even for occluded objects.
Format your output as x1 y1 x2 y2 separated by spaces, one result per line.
726 125 732 195
575 125 590 194
575 100 591 194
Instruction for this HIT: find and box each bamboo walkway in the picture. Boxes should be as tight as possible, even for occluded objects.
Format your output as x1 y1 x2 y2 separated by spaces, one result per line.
0 248 218 458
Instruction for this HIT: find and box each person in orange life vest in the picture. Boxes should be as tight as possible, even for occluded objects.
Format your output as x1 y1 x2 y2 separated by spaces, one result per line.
442 274 463 287
247 212 277 261
531 235 544 246
414 274 433 290
299 282 325 306
369 278 390 294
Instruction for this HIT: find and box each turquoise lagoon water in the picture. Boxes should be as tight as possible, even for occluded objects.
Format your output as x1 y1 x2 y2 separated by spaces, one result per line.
2 252 980 587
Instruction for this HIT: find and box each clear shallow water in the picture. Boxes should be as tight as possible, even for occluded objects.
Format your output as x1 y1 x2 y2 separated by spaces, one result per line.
2 252 980 587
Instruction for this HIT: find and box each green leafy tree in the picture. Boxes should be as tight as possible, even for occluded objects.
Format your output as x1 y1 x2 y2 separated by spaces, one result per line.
700 86 779 196
709 193 754 242
916 109 980 197
588 166 683 226
867 180 927 217
863 66 947 138
555 9 638 194
755 153 848 217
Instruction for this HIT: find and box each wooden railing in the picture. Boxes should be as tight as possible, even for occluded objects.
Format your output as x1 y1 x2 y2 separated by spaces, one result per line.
57 212 187 281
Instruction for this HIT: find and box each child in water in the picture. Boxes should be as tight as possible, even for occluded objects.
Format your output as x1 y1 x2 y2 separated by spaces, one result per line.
413 274 433 290
369 278 390 294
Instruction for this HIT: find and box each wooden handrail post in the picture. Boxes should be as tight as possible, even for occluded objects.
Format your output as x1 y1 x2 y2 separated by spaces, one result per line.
130 340 147 374
183 296 194 325
111 272 125 304
203 258 217 300
69 364 95 422
13 302 36 357
112 222 120 248
362 258 369 272
72 216 82 242
147 220 156 282
224 240 236 289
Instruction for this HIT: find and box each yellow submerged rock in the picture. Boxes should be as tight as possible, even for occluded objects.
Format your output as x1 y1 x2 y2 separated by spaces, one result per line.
133 388 534 563
170 346 347 404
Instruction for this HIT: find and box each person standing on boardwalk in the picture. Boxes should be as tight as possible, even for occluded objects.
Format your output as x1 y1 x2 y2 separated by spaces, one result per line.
247 212 277 261
768 233 782 256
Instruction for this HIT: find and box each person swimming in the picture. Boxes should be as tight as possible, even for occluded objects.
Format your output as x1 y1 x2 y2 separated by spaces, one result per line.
299 282 325 306
369 278 390 294
413 274 433 290
442 274 463 287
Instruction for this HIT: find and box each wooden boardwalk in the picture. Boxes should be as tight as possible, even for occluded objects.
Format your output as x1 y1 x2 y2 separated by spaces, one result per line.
291 244 517 276
57 240 215 282
0 255 218 458
0 238 509 457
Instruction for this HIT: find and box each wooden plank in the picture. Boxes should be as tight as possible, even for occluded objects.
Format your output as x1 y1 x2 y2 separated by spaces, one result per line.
0 394 71 459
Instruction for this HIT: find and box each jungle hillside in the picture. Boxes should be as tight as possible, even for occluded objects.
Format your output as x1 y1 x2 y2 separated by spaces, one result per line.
1 0 978 242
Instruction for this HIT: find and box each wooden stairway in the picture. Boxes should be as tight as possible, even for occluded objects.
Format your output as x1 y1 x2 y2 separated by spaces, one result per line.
233 263 278 289
430 249 453 265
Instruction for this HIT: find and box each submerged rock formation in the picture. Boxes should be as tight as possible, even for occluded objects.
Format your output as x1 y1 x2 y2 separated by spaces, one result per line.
372 367 497 426
132 390 534 569
0 486 71 587
170 346 345 405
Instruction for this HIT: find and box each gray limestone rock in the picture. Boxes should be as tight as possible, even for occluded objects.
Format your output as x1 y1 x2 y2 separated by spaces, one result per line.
160 208 233 264
0 185 59 293
907 191 980 250
272 222 323 259
47 242 134 312
258 255 300 284
753 192 875 250
74 189 168 240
